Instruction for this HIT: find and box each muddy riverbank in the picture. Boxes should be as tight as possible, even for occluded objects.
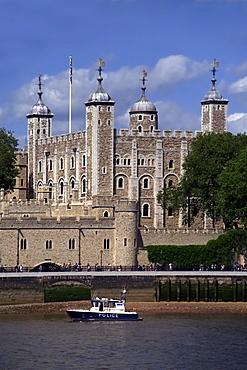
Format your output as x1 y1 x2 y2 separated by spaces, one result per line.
1 301 247 315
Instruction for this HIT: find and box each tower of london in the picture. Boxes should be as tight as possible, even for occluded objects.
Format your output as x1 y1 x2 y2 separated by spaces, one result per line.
0 61 228 269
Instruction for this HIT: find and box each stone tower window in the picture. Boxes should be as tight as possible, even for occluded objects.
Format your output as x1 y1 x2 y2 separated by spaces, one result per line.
60 181 64 195
115 156 120 165
142 203 150 217
168 179 173 187
150 115 154 121
102 167 107 174
118 177 124 189
38 161 42 173
124 238 127 246
20 239 27 250
150 125 154 132
138 125 142 133
108 120 111 125
81 177 86 194
138 115 142 121
168 207 173 217
104 238 110 249
143 178 149 189
108 107 111 112
43 129 46 135
82 154 86 167
37 129 40 134
60 158 64 170
46 240 52 249
69 238 75 250
169 160 174 169
103 211 109 217
49 159 53 171
71 156 75 169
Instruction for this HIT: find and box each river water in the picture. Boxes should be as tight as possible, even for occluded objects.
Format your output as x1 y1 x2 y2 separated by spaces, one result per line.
0 312 247 370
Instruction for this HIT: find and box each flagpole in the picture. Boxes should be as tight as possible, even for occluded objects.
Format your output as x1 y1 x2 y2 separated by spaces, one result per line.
69 55 72 133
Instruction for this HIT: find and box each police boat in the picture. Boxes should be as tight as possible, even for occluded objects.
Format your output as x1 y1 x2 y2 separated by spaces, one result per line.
66 292 142 321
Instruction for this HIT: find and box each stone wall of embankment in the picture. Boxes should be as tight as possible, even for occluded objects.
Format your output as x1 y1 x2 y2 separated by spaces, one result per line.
1 273 247 305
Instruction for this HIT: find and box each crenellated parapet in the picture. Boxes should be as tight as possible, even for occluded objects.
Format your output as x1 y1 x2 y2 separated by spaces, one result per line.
37 131 86 146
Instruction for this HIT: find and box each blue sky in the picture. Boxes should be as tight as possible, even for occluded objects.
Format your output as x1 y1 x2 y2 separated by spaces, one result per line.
1 0 247 148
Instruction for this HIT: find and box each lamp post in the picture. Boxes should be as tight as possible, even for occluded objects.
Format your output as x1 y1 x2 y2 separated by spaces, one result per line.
100 250 103 269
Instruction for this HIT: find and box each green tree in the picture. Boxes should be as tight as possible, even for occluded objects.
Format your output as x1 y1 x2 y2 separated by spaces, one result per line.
157 132 247 228
0 128 19 193
216 147 247 229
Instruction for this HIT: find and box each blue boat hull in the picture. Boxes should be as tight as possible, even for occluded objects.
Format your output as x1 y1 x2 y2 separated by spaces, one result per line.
66 310 140 321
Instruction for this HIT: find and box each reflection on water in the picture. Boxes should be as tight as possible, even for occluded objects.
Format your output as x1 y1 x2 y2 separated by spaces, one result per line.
0 312 247 370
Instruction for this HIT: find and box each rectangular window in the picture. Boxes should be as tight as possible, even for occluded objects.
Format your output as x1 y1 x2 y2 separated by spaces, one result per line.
69 238 75 250
124 238 127 246
104 239 110 250
20 238 27 250
46 240 52 249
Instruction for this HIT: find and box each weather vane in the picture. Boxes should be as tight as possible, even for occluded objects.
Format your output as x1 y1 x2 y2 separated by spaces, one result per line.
210 59 219 78
37 74 43 91
140 70 148 87
96 58 105 77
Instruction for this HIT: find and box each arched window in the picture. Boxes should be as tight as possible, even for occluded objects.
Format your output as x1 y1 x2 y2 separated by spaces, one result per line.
138 125 142 133
82 177 86 194
38 161 42 173
60 158 64 170
60 181 64 195
168 180 173 187
71 156 75 169
118 177 124 189
82 154 86 167
143 203 149 217
138 115 142 121
71 179 75 189
115 156 120 165
103 211 109 217
150 125 154 132
141 158 145 166
143 178 149 189
37 129 40 134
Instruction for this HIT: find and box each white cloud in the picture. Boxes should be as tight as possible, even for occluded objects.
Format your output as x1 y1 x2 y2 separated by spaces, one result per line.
0 55 209 143
229 76 247 93
228 112 247 134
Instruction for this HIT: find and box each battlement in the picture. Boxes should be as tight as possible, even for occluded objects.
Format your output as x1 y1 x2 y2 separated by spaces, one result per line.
117 128 202 139
37 130 86 146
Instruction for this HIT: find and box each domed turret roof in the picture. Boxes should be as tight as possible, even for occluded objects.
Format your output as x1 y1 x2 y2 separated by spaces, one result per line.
88 75 112 102
202 60 227 102
27 76 53 117
86 59 114 104
130 70 157 113
204 77 223 101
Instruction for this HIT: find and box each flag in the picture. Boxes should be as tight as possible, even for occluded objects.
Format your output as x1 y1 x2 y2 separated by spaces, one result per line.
213 59 219 67
99 58 105 67
143 70 147 77
69 55 72 83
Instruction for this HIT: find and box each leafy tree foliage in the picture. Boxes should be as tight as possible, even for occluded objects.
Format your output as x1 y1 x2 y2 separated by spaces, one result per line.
0 128 19 192
216 147 247 229
157 132 247 228
146 229 247 267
